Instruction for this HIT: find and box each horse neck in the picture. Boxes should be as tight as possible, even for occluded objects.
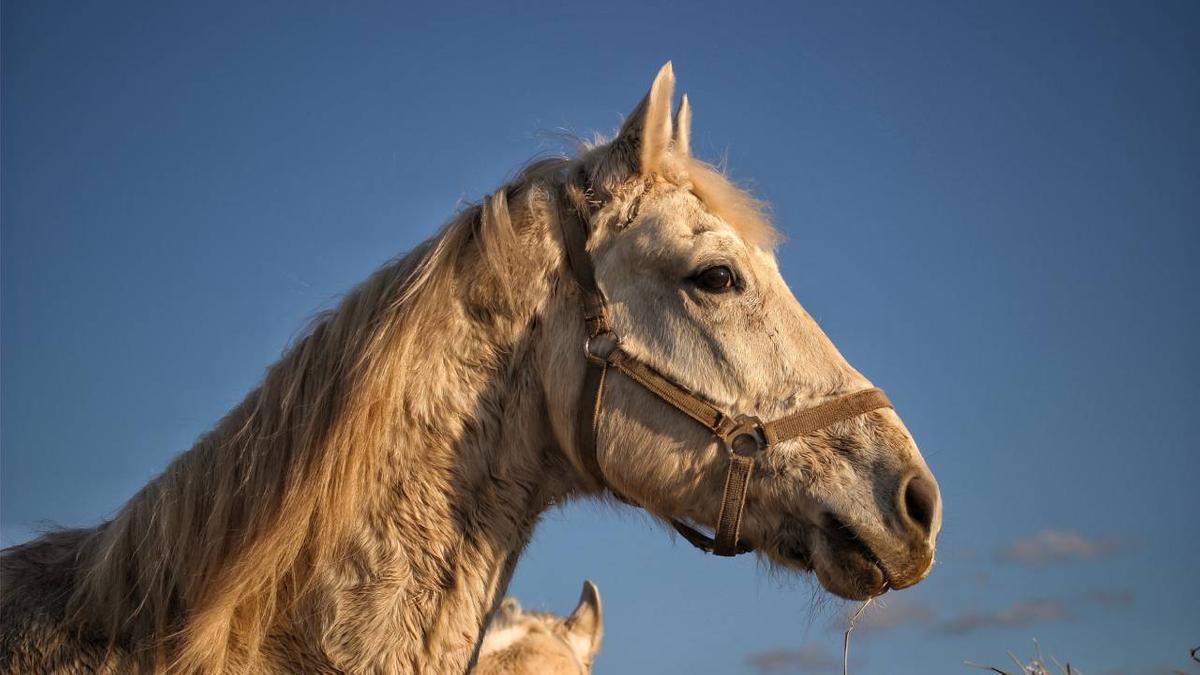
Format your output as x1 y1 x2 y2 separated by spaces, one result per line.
303 310 575 673
65 191 580 673
264 210 577 672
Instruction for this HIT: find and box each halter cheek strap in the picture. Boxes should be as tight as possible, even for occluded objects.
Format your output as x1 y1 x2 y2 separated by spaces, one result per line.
556 188 893 557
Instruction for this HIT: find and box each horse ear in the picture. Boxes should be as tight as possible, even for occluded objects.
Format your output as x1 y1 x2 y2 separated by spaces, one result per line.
563 580 603 664
616 62 675 176
673 93 691 158
491 597 522 629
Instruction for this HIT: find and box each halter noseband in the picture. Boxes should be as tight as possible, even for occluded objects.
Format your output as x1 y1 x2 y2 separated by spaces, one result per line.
556 185 894 557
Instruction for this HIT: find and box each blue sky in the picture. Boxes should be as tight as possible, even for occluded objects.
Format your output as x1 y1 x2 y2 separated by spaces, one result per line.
3 2 1197 673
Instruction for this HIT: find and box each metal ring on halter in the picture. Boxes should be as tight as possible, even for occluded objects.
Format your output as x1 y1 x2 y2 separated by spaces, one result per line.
719 415 768 458
584 331 621 364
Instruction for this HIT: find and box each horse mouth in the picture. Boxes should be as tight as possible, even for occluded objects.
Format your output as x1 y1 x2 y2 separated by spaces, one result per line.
776 514 895 601
816 513 895 600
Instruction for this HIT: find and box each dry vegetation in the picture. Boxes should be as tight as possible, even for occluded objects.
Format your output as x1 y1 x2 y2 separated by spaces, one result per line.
965 640 1081 675
964 640 1200 675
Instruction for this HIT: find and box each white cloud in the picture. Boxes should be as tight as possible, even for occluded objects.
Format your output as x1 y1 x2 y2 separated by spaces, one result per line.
996 529 1120 565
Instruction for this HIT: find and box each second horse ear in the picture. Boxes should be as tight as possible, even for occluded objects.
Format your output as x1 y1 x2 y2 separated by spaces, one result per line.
563 580 603 664
490 597 522 630
673 93 692 158
615 62 676 177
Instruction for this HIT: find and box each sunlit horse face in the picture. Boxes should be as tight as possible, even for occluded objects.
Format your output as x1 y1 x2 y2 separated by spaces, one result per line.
544 64 941 600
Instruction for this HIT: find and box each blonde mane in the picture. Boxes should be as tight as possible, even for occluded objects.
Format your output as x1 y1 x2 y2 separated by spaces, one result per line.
62 157 569 671
52 148 767 671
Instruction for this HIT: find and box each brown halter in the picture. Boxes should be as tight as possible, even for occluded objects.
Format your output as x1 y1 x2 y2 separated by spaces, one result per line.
556 185 894 557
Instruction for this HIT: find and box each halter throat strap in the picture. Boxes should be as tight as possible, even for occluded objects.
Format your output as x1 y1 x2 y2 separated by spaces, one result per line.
555 187 893 557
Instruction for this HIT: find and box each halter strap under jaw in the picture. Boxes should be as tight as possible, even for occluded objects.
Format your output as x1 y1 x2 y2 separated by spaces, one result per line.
555 185 894 558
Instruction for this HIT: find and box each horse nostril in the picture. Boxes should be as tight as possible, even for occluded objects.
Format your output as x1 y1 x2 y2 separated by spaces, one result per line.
900 475 938 537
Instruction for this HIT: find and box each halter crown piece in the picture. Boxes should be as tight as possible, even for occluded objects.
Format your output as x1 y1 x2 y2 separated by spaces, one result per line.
556 185 894 556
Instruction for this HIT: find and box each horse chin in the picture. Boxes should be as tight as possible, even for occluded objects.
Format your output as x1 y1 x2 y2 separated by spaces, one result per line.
810 513 894 600
772 516 891 601
810 547 888 601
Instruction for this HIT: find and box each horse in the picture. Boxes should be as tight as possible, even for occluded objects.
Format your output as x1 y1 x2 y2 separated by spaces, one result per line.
474 581 602 675
0 63 942 673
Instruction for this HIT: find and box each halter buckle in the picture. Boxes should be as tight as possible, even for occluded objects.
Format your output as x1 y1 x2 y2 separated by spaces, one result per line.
585 331 621 364
719 415 767 458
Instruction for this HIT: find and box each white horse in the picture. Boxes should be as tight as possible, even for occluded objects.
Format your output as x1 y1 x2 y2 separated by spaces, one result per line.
1 63 940 673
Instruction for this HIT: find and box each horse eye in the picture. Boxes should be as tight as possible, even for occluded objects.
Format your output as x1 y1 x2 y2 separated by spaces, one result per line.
693 266 735 292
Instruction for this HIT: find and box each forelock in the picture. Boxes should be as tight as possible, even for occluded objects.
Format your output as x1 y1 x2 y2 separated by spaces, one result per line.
573 138 778 250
